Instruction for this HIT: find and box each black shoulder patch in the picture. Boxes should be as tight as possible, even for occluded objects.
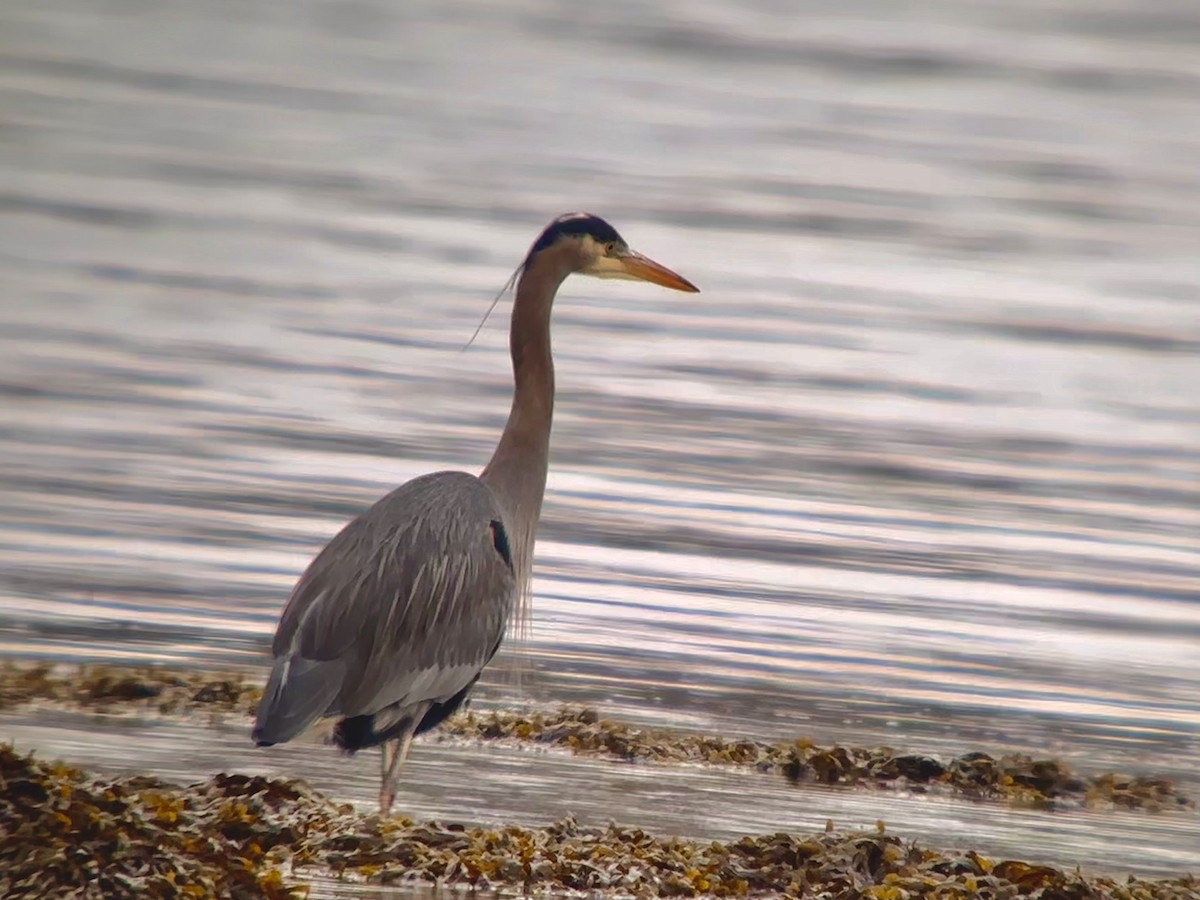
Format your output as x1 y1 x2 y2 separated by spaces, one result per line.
528 212 625 258
489 519 514 572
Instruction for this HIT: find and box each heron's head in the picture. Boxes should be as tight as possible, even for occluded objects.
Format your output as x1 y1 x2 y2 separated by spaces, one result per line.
525 212 699 293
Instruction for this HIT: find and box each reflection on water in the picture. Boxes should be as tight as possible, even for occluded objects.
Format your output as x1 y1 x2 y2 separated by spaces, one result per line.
1 0 1198 881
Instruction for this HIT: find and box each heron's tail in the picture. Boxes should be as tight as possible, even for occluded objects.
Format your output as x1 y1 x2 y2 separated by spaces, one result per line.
252 654 343 746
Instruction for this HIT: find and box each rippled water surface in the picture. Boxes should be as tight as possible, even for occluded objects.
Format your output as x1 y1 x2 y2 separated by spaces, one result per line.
1 0 1199 886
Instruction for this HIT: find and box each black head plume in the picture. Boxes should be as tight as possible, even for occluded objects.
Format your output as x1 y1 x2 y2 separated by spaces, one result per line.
526 212 624 261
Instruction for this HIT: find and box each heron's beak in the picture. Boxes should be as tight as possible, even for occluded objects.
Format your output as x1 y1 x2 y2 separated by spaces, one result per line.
619 251 700 293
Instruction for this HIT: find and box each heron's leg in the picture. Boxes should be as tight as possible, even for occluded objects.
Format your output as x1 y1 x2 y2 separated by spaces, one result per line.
378 729 415 815
379 741 396 787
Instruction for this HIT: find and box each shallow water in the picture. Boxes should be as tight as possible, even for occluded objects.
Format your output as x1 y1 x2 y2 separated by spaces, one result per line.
1 0 1199 885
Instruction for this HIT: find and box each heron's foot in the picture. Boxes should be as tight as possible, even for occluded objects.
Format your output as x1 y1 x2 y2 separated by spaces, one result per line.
378 784 397 815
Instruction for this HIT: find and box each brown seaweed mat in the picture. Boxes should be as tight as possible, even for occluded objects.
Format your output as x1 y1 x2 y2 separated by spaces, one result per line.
2 744 1197 900
0 663 1193 813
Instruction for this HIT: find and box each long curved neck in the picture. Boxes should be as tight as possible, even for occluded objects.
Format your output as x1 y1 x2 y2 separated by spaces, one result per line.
480 252 569 610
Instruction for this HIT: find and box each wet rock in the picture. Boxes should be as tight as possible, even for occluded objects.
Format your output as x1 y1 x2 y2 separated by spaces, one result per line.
879 753 947 782
950 752 999 789
193 680 244 704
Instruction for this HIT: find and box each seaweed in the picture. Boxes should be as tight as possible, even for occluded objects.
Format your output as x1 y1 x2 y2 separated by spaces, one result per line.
2 744 1196 900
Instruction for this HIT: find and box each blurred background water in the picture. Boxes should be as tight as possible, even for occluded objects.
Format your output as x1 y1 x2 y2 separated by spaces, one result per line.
1 0 1199 885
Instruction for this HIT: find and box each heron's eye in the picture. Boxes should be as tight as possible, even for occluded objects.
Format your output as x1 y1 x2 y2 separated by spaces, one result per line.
604 241 618 255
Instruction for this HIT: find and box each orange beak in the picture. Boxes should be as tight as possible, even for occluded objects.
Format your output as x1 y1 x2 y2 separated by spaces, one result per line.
618 251 700 293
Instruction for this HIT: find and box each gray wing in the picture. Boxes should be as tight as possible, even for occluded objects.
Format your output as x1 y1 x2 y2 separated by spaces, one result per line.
252 470 517 745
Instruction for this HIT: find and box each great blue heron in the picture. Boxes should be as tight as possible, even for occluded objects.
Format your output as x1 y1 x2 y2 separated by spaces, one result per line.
252 212 698 812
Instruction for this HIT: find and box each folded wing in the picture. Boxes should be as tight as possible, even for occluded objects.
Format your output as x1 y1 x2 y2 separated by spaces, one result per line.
253 470 516 745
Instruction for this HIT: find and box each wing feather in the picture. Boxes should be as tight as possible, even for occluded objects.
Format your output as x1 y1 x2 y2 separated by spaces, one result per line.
253 470 516 744
253 655 345 745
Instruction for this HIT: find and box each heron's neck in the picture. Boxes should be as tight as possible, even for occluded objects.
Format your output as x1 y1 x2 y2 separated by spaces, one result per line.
480 257 567 584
